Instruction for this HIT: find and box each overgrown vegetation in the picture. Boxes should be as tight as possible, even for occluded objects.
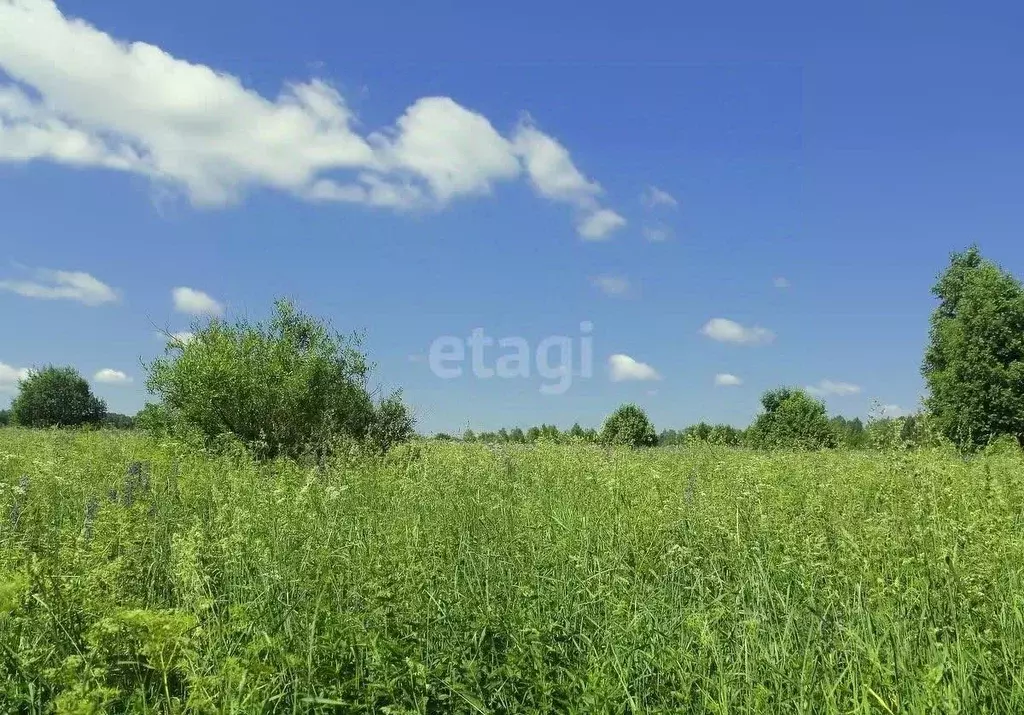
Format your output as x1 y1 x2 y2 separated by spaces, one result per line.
2 429 1024 712
146 299 412 458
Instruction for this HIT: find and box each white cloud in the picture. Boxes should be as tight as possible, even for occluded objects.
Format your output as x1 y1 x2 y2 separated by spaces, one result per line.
0 0 623 235
512 120 625 239
806 380 862 398
879 404 906 417
0 362 29 391
643 224 672 242
94 368 131 384
700 318 775 346
577 209 627 240
641 186 678 208
170 331 195 346
513 121 601 205
608 354 661 382
590 274 630 296
370 97 520 203
714 373 742 387
172 287 223 316
0 267 118 306
773 277 791 289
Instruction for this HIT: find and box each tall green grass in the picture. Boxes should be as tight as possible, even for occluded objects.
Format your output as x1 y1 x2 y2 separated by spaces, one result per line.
1 428 1023 712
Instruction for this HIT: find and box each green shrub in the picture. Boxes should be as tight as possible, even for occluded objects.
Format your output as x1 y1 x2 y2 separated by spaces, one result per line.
10 365 106 428
601 403 657 448
748 388 837 450
146 299 409 459
365 392 416 453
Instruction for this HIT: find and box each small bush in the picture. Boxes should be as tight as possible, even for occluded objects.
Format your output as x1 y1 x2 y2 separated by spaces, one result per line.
748 388 837 450
601 404 657 448
146 299 410 459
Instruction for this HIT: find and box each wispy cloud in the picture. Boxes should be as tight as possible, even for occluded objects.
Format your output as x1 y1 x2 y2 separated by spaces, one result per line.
700 318 775 346
590 275 630 297
806 380 862 397
773 277 791 289
0 267 118 306
642 224 672 242
608 354 661 382
879 404 906 417
641 186 678 208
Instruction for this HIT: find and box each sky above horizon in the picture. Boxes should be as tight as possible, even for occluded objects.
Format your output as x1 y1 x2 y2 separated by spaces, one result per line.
1 0 1023 433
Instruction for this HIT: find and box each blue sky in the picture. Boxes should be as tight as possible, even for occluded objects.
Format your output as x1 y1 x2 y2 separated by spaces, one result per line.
1 0 1022 434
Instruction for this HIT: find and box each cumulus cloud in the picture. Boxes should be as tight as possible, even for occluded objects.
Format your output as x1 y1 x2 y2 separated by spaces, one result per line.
0 266 118 306
641 186 678 208
773 277 791 289
0 362 29 390
577 209 627 240
94 368 131 384
608 354 661 382
172 287 223 316
714 373 742 387
700 318 775 346
0 0 623 237
590 274 630 296
806 380 862 397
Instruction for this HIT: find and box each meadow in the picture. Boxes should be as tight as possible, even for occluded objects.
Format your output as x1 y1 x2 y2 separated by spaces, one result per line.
1 428 1023 713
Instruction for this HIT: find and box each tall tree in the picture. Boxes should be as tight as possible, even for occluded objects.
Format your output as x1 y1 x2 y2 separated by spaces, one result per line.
10 366 106 428
923 247 1024 450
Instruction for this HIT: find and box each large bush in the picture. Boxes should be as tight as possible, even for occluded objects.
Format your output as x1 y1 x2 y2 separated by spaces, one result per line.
601 404 657 448
146 299 411 459
10 366 106 428
747 388 837 450
923 246 1024 450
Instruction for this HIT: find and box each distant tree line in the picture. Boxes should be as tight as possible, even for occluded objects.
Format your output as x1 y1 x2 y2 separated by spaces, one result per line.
449 402 930 451
6 246 1024 454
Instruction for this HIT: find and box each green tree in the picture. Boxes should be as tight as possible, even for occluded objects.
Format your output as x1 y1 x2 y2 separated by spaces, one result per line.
830 416 867 448
101 413 135 430
10 366 106 428
0 410 9 427
568 423 586 441
601 404 657 448
463 428 476 442
365 392 415 453
135 402 176 436
748 388 837 450
526 426 542 443
708 424 744 446
147 299 406 459
509 427 526 443
923 247 1024 450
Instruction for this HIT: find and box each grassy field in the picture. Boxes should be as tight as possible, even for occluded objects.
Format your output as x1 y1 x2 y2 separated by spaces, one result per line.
1 429 1023 713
